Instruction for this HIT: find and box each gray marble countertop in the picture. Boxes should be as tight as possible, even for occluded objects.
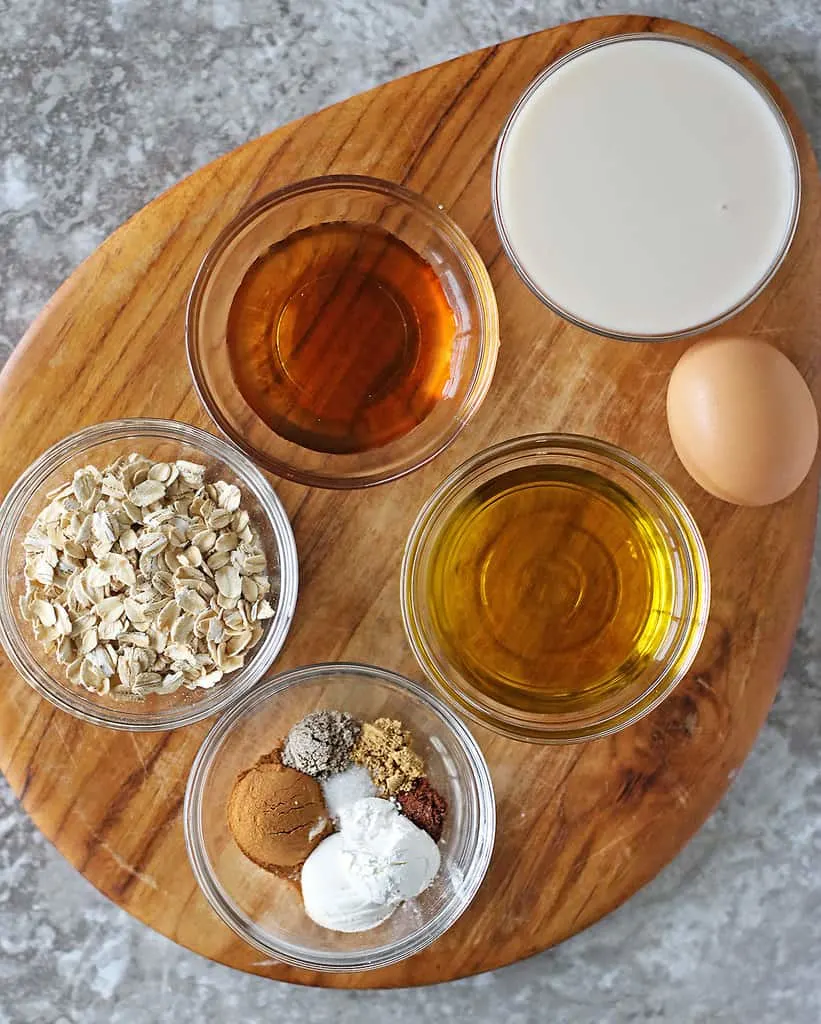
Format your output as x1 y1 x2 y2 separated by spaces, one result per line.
2 1 821 1021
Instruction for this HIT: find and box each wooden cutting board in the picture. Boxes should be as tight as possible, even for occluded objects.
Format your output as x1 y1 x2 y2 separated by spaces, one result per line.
1 14 819 990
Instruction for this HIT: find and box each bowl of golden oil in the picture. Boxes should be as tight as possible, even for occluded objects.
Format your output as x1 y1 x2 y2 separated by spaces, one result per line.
401 435 710 742
186 175 499 488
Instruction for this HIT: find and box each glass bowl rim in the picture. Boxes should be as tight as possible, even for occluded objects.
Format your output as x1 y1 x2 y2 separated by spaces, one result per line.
401 432 711 743
185 173 500 489
183 660 497 971
490 32 802 343
0 417 299 731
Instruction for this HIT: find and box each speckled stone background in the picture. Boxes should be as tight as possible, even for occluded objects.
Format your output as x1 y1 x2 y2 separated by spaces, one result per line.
2 1 821 1021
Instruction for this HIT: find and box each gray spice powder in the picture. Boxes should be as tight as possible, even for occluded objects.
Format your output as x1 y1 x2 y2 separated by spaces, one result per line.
281 710 361 777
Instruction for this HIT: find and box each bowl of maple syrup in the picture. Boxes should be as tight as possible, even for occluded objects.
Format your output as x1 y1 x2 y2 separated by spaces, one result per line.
186 176 499 488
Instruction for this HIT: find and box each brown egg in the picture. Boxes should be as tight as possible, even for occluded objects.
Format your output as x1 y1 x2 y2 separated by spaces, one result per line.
666 337 818 506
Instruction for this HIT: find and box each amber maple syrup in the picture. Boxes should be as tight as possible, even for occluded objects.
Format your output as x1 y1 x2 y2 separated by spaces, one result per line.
226 222 457 454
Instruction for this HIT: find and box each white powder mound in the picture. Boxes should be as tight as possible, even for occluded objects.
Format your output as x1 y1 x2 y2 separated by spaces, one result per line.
300 833 394 933
339 797 441 905
300 797 441 933
320 764 376 820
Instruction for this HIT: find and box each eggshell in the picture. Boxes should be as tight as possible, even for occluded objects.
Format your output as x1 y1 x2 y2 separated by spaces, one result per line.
666 337 818 506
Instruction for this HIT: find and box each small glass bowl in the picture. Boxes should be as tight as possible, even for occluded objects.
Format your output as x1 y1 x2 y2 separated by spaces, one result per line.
401 434 711 743
184 662 496 971
186 174 499 489
0 419 298 731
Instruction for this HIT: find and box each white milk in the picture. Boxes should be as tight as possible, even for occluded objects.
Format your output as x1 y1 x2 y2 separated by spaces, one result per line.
494 36 799 338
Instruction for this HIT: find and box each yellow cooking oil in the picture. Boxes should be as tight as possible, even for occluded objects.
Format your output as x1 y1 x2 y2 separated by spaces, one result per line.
426 463 677 712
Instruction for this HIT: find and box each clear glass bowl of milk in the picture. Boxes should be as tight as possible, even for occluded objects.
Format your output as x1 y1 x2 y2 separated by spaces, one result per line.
492 34 801 341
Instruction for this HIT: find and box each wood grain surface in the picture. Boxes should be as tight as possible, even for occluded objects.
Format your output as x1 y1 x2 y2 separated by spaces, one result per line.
1 15 820 989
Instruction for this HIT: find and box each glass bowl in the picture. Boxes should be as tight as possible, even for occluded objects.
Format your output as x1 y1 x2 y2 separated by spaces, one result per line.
186 174 499 489
0 419 298 731
401 434 711 743
491 34 801 341
183 662 496 971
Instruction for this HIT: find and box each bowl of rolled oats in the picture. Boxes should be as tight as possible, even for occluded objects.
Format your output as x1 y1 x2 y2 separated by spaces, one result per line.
0 419 298 730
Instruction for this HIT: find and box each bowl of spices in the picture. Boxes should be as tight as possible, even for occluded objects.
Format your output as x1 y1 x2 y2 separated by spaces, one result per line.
402 434 711 743
186 175 499 489
183 662 495 971
0 419 298 730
